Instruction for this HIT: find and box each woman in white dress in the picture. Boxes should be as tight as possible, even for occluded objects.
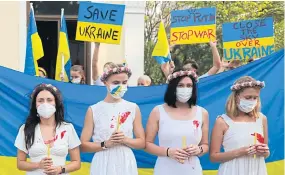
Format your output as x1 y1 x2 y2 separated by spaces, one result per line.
210 76 269 175
145 70 209 175
80 64 145 175
14 83 81 174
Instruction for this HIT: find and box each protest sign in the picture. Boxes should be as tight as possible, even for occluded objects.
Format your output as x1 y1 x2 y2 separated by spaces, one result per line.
76 2 125 44
170 7 216 45
222 17 274 61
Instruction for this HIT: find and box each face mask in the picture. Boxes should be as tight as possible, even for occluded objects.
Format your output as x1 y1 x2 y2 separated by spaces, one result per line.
71 77 81 84
176 87 193 103
238 98 257 113
108 84 128 99
37 103 56 119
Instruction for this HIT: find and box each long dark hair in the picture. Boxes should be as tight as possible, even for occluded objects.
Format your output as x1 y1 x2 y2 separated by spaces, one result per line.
24 84 65 150
164 71 197 108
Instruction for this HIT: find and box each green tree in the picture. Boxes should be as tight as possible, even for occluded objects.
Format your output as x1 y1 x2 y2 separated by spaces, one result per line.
144 1 284 84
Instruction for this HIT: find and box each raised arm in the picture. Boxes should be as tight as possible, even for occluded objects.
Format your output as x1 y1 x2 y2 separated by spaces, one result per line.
206 41 222 76
92 43 100 81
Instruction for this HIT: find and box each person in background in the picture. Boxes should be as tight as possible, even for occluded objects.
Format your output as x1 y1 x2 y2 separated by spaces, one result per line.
210 76 269 175
70 65 86 84
137 75 152 86
161 41 221 79
92 42 116 86
38 67 47 78
14 83 81 174
145 69 209 175
217 59 242 73
80 64 145 175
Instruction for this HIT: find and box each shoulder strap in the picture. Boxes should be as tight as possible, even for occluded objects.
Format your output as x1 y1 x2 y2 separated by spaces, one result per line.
218 114 234 127
256 112 264 126
196 106 203 122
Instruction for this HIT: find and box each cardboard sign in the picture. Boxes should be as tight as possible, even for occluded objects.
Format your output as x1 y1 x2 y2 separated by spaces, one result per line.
222 17 274 61
170 7 216 45
76 2 125 44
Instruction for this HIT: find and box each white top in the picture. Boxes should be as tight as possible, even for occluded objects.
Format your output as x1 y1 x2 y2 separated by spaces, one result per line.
93 76 105 86
154 105 203 175
218 114 267 175
198 72 209 79
14 122 81 175
89 100 138 175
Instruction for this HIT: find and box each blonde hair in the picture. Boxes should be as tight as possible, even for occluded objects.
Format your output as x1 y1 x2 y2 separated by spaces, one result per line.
226 76 262 119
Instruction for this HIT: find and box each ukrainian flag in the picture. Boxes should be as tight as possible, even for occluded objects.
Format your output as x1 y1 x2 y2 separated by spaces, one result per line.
152 21 171 64
24 3 44 76
55 9 71 82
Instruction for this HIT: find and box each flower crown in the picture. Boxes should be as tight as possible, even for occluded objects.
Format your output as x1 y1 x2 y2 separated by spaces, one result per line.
101 66 132 82
166 70 198 83
231 80 265 91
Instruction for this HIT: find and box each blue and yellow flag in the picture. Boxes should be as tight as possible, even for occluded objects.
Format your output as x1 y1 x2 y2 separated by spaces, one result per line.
24 3 44 76
152 21 171 64
55 9 71 82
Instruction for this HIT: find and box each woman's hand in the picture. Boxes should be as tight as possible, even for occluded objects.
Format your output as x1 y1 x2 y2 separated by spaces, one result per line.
39 157 53 171
255 143 269 157
44 166 61 175
105 131 126 148
168 148 190 163
184 144 201 156
239 145 257 156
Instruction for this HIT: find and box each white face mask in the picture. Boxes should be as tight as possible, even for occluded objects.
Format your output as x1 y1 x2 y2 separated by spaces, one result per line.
37 103 56 119
176 87 193 103
108 84 128 99
238 98 257 113
71 77 81 84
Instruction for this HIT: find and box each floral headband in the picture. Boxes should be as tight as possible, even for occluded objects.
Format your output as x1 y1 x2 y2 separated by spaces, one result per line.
30 83 58 98
166 70 198 83
101 66 132 82
231 80 265 91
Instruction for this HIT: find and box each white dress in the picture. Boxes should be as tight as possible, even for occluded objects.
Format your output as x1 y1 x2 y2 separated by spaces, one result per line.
154 105 203 175
14 122 81 175
90 100 138 175
218 114 267 175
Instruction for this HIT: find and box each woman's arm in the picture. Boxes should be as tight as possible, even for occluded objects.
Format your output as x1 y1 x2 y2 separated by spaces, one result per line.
198 108 209 156
256 115 270 158
63 147 81 173
17 150 42 171
145 107 167 156
123 105 145 149
80 107 103 153
210 117 249 163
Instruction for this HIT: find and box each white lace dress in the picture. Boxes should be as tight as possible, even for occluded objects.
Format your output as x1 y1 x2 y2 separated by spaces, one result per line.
218 114 267 175
89 100 138 175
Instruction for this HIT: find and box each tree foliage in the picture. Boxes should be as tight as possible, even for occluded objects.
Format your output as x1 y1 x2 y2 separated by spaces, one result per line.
144 1 284 84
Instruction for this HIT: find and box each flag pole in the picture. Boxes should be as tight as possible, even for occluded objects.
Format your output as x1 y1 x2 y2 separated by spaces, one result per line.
60 8 64 81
